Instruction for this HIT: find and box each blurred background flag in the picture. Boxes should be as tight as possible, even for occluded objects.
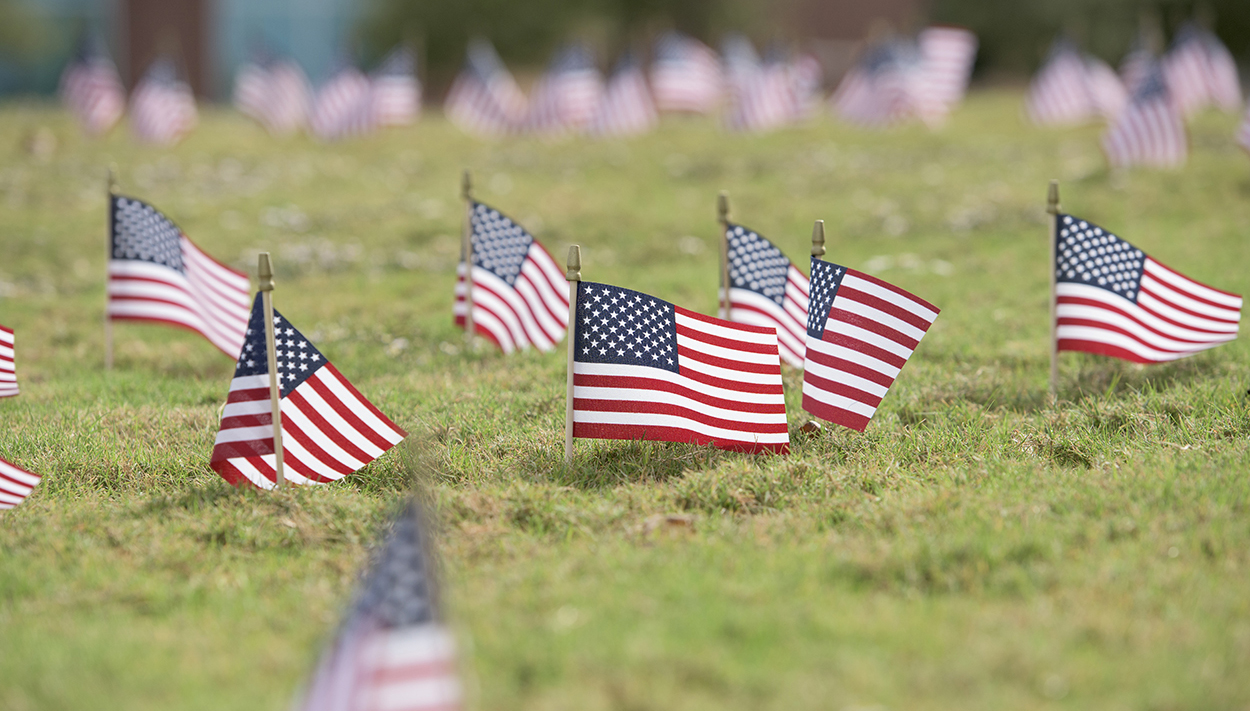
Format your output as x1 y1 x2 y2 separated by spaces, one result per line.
455 202 569 353
233 48 312 136
571 282 790 454
1118 33 1155 96
58 32 125 136
724 40 797 133
785 52 824 121
525 43 605 135
1084 54 1129 121
0 324 17 398
915 25 978 125
1053 214 1241 363
649 31 724 114
294 500 461 711
723 223 809 367
1162 23 1217 116
129 56 198 145
232 49 273 125
108 195 251 357
1102 60 1187 168
371 45 421 127
587 52 658 137
0 457 40 511
445 38 528 137
1025 38 1099 126
831 39 920 128
802 258 939 432
1201 28 1242 112
1239 103 1250 153
210 296 407 489
310 59 376 141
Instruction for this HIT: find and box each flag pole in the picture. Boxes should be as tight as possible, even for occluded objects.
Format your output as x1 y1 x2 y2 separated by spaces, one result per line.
104 166 116 371
717 191 730 320
461 170 475 348
1047 180 1060 400
564 245 581 465
811 219 825 258
258 252 285 489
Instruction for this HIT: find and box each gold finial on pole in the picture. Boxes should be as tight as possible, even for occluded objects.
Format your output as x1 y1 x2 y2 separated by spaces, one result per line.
460 170 475 347
717 191 731 320
717 191 729 223
258 252 286 489
811 220 826 258
1047 180 1060 401
564 245 581 464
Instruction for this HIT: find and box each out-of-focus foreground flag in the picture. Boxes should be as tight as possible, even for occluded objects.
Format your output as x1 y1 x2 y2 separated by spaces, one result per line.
233 51 312 136
723 223 810 368
1053 214 1241 363
571 282 790 454
129 56 198 145
210 296 406 489
802 258 939 432
915 25 978 125
455 203 569 353
0 324 16 398
587 52 658 137
294 501 461 711
1102 60 1187 168
59 32 125 136
445 38 528 137
526 44 604 134
371 45 421 126
310 61 376 141
108 195 251 357
0 457 40 511
650 31 724 114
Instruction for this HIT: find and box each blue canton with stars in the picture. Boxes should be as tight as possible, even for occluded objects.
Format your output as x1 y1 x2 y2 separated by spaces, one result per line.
235 293 328 397
806 257 848 339
348 502 439 629
726 222 792 306
574 282 679 374
469 201 534 287
1055 214 1145 303
110 196 185 272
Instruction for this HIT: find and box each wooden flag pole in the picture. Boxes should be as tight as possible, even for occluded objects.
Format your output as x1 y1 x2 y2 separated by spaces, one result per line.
564 245 581 464
461 170 475 347
104 166 116 371
811 219 826 258
258 252 286 488
717 191 730 320
1047 180 1061 400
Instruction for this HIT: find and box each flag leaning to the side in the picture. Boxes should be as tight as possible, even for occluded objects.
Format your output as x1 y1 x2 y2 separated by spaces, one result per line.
526 44 604 134
802 258 939 432
1053 214 1241 363
0 324 17 398
723 223 810 368
294 500 461 711
0 457 40 511
371 45 421 126
650 31 724 114
108 195 252 357
1102 60 1187 168
455 202 570 353
915 25 978 125
1025 38 1096 126
587 52 658 137
444 38 528 137
1162 24 1214 117
310 62 376 141
129 56 198 146
210 296 407 489
831 40 920 128
572 282 790 454
59 32 125 136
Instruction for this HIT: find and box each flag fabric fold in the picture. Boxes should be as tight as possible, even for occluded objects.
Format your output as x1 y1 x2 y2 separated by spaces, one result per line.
723 223 810 367
0 457 40 511
0 324 17 398
59 32 125 136
130 56 198 146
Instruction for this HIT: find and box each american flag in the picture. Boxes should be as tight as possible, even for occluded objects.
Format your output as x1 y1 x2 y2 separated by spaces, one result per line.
1201 29 1242 112
129 56 198 146
371 46 421 127
233 54 272 125
295 501 461 711
58 32 125 136
444 38 528 137
108 195 252 358
210 296 407 489
310 62 376 141
802 258 939 432
831 40 921 128
587 52 658 137
1119 37 1155 97
649 31 724 114
786 53 824 120
724 223 809 368
1238 102 1250 154
0 324 16 398
526 44 604 134
0 457 40 511
1102 60 1187 169
1025 38 1095 126
723 39 796 133
1085 54 1129 120
1054 214 1241 364
1163 24 1215 116
915 25 978 125
572 281 790 454
454 202 569 353
233 52 312 136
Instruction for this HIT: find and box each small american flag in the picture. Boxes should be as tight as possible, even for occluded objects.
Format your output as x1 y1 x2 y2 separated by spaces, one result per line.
1201 29 1242 112
587 52 658 137
786 53 824 120
914 25 978 125
233 54 272 125
1102 60 1187 169
295 501 461 711
0 457 40 511
1085 54 1129 121
310 62 376 141
724 223 810 368
454 202 569 353
444 38 528 137
723 39 796 133
0 324 17 398
1054 214 1241 363
233 52 312 136
371 46 421 127
572 282 790 454
129 56 198 146
1163 24 1215 116
1119 37 1155 97
802 258 939 432
831 40 920 128
650 31 724 114
108 195 252 358
1026 39 1099 126
59 32 125 136
526 44 604 134
210 296 407 489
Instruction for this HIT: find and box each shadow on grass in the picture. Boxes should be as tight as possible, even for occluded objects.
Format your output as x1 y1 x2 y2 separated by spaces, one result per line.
553 440 730 490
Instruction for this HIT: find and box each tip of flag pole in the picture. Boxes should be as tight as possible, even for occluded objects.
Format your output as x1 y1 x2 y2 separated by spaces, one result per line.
107 164 117 193
461 170 472 200
258 252 274 292
1047 180 1060 215
717 191 729 222
811 220 826 258
566 245 581 281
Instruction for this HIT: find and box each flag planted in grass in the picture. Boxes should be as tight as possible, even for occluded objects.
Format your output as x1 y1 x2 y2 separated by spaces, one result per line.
129 56 197 146
59 32 125 136
445 39 528 137
802 258 939 432
650 32 724 115
0 457 40 510
587 52 658 137
295 500 461 711
1054 214 1242 363
210 295 407 489
0 324 16 398
1103 60 1186 169
572 282 790 454
723 223 810 368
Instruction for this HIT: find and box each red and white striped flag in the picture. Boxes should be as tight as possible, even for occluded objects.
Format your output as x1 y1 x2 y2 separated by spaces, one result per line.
0 457 40 511
455 202 569 353
572 281 790 454
1102 61 1187 169
1025 38 1096 126
587 52 658 137
1054 213 1241 363
129 56 198 146
1119 37 1155 97
1202 31 1242 112
295 501 461 711
310 64 376 141
1238 102 1250 153
210 296 407 489
526 44 604 135
831 40 921 128
723 223 810 368
59 32 125 136
1162 24 1214 116
444 38 528 137
723 38 796 133
233 53 312 136
1085 54 1129 120
650 32 724 114
371 45 421 126
108 195 252 357
802 258 939 432
915 25 978 125
0 324 17 398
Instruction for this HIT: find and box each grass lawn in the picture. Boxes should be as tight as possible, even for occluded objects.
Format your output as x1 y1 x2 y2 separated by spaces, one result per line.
1 91 1249 710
